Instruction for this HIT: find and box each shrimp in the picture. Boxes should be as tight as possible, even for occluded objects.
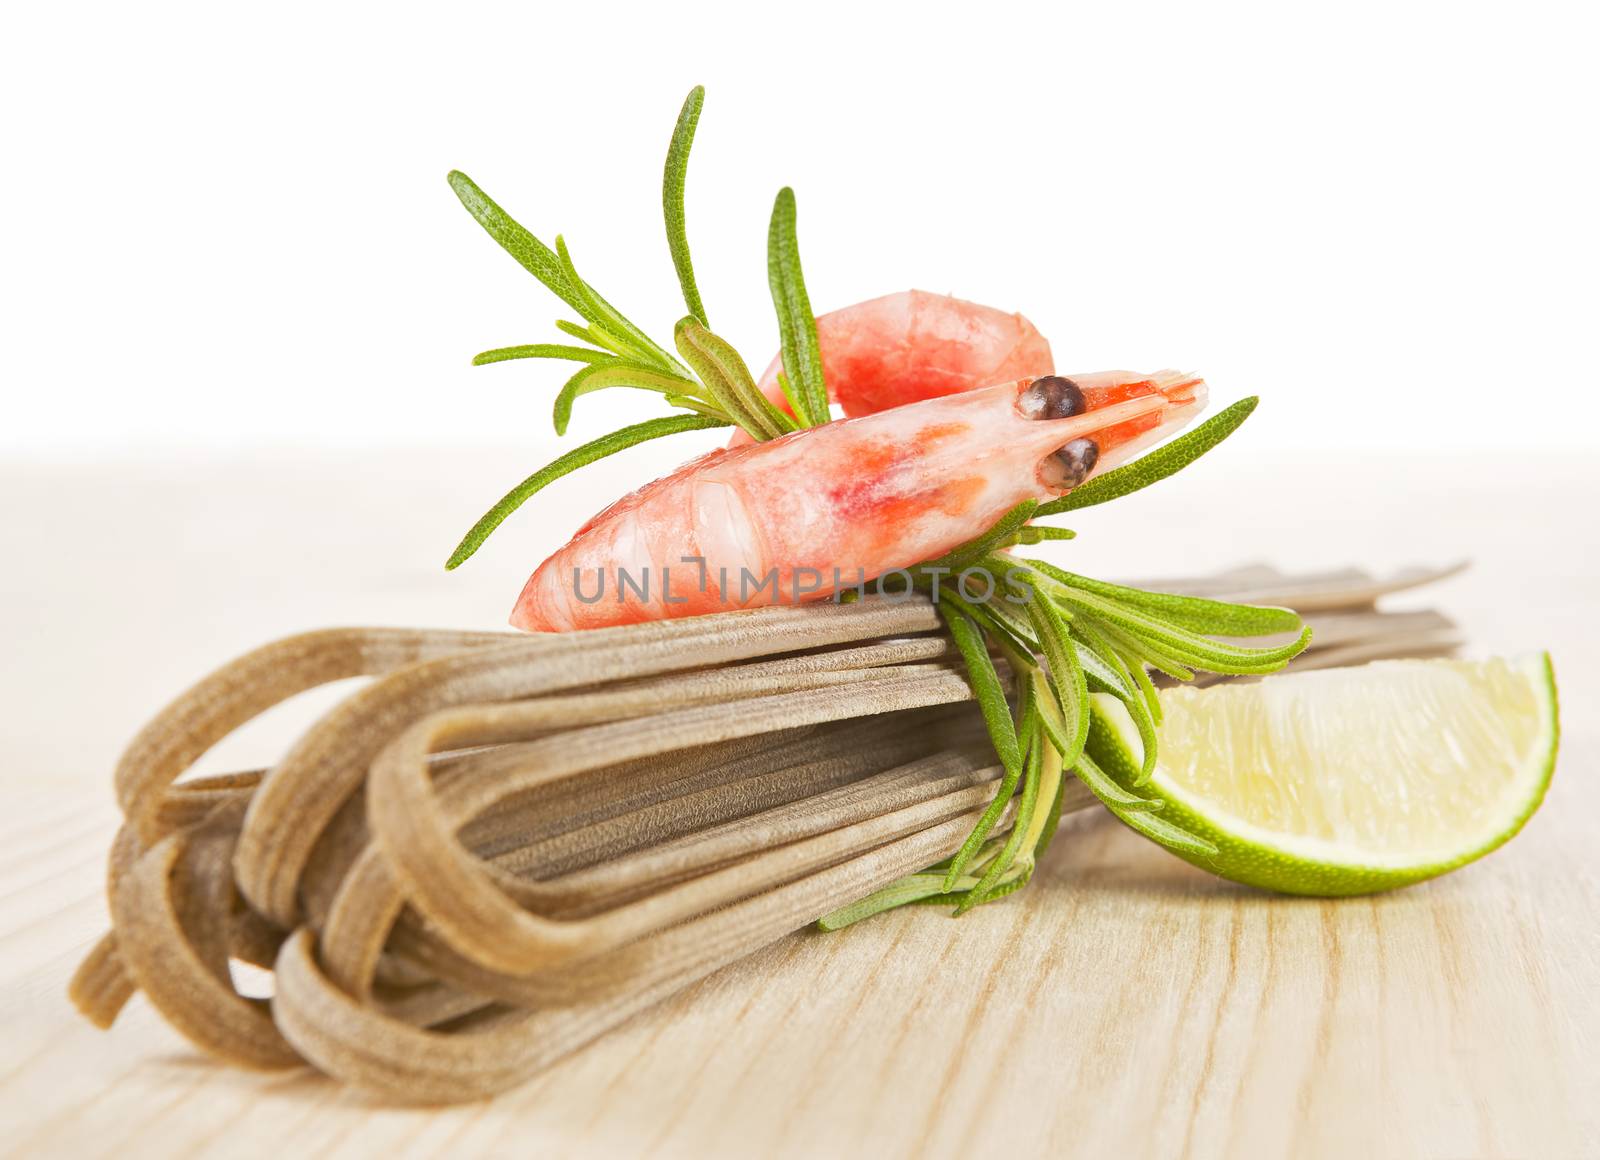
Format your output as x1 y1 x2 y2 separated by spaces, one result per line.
730 290 1054 446
511 371 1206 632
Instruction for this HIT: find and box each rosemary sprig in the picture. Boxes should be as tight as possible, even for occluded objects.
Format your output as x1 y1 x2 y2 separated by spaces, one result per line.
550 359 699 437
446 86 832 569
444 414 730 570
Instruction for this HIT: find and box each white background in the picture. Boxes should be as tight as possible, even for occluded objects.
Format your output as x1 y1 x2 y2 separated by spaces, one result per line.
4 0 1596 460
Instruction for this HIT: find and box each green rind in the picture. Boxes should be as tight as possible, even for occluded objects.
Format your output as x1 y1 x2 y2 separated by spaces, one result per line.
1083 654 1560 896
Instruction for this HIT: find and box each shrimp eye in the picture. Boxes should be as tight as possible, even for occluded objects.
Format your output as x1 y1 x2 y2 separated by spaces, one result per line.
1040 438 1099 490
1018 375 1087 420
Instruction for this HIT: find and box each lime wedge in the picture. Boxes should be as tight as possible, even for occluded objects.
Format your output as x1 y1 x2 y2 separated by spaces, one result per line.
1086 654 1559 895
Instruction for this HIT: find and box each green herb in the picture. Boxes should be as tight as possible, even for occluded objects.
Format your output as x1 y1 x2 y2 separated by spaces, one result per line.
445 86 822 568
767 187 829 428
1035 396 1259 516
446 415 729 570
674 318 797 441
663 85 709 327
470 344 610 367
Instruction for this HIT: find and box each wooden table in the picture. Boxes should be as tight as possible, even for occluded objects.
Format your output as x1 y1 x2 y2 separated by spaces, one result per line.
2 448 1595 1158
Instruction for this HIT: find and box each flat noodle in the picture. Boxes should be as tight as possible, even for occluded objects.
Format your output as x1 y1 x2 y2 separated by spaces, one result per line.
70 567 1462 1103
73 598 1018 1100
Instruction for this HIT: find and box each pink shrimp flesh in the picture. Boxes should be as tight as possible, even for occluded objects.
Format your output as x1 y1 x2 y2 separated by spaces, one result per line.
731 290 1054 446
510 371 1206 632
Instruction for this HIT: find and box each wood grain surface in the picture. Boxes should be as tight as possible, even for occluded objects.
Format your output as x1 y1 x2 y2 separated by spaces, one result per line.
1 450 1595 1159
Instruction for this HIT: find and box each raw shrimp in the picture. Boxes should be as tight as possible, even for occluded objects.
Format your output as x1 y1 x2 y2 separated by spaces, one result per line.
730 290 1054 445
512 371 1206 631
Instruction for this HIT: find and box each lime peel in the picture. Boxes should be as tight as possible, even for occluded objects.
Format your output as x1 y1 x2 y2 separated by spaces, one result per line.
1084 654 1559 896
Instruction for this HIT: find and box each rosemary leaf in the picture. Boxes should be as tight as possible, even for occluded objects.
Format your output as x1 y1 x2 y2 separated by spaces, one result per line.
775 371 809 427
825 870 998 934
1030 563 1303 637
1072 618 1161 782
1013 666 1041 739
1017 525 1077 544
1071 629 1136 699
664 393 732 420
816 873 954 931
955 591 1041 662
673 321 767 438
1031 682 1151 815
1128 653 1164 724
1030 671 1073 752
554 318 635 359
452 170 689 381
663 85 709 327
975 867 1033 904
939 598 1022 779
767 187 829 427
674 318 797 441
553 361 703 436
1108 797 1219 857
938 597 1024 889
1035 396 1260 516
941 557 1132 700
555 319 605 345
472 344 612 367
1030 565 1312 673
940 774 1017 889
1067 609 1169 723
445 414 730 569
917 501 1038 574
959 724 1043 912
553 236 685 374
1026 592 1090 768
1072 745 1161 810
448 170 586 314
1026 742 1066 855
1058 587 1313 674
1087 617 1197 682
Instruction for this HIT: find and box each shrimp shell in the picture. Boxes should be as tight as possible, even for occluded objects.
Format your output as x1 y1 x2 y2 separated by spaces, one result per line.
730 290 1054 446
512 372 1205 632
